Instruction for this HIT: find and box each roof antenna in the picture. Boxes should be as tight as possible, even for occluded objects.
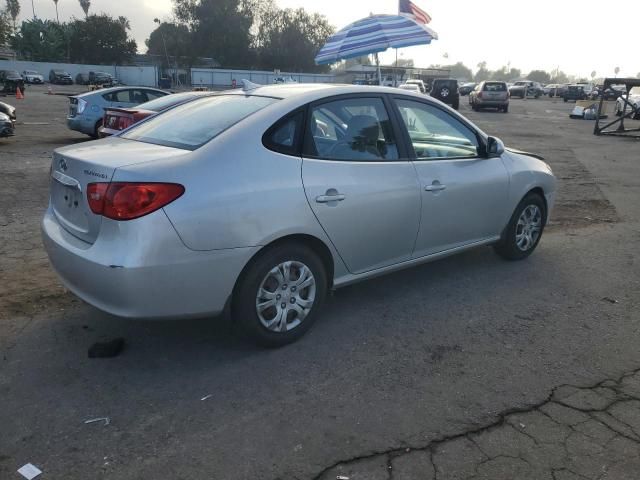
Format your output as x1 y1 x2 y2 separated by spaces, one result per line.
241 79 261 92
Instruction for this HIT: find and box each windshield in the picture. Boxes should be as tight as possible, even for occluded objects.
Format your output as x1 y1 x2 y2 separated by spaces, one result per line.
122 94 278 150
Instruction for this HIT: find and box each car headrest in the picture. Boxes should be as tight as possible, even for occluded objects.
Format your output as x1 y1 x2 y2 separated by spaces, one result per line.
345 115 380 144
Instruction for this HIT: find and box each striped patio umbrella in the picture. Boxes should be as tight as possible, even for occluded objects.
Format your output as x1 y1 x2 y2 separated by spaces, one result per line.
315 14 438 66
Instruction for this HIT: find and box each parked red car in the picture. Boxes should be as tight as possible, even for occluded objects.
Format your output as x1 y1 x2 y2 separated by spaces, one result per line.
99 91 213 137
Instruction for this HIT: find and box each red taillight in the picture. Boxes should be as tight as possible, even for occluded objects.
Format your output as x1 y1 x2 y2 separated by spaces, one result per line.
87 183 109 214
117 117 133 130
87 182 184 221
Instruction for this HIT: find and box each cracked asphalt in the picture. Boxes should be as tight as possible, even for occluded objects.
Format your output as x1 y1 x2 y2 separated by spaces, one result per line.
318 369 640 480
1 87 640 479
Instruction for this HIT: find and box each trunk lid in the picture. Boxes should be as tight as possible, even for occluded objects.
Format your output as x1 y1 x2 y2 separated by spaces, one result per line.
50 137 188 244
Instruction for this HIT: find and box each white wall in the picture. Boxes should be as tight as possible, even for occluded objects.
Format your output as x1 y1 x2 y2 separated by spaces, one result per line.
0 60 158 87
191 68 335 87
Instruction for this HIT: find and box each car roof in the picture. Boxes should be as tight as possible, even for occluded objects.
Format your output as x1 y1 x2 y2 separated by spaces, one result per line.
216 83 455 110
224 83 432 100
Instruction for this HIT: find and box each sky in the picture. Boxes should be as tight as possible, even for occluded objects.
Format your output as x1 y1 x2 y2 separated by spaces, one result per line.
16 0 640 78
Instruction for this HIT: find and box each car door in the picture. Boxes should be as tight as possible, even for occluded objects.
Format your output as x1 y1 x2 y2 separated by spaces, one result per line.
391 97 510 258
301 95 421 274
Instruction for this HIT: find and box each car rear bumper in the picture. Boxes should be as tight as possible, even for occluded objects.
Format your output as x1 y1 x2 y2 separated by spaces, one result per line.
477 99 509 107
67 115 95 135
42 206 258 319
0 120 14 137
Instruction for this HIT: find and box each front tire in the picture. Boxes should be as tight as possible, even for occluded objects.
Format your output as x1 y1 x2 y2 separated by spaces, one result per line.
494 193 546 261
233 243 328 347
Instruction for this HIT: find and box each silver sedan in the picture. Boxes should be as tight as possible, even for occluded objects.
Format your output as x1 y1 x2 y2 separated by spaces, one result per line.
43 84 556 346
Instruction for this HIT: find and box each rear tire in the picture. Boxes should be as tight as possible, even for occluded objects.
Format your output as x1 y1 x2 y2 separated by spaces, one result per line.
503 105 509 113
494 193 546 261
232 242 328 347
91 119 103 139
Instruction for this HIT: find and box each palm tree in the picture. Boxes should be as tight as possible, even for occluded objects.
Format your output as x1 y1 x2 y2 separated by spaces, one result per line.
53 0 60 23
5 0 21 29
79 0 91 18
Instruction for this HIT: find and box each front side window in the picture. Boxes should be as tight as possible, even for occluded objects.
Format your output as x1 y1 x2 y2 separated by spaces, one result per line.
307 97 398 161
122 95 278 150
395 99 479 160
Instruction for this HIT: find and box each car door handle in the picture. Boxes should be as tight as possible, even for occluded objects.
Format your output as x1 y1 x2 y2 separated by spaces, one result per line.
425 184 447 192
316 193 347 203
316 194 346 203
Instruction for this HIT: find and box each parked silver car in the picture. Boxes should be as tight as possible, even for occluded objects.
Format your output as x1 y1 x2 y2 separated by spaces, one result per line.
67 86 168 138
470 81 510 112
43 84 556 346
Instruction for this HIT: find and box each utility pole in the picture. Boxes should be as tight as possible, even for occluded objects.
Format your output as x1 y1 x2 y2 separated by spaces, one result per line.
31 0 36 19
154 18 174 87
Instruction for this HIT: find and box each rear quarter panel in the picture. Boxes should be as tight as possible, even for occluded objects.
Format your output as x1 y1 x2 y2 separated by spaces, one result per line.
114 101 348 276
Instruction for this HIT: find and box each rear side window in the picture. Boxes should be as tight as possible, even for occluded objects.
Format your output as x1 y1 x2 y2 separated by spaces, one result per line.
103 90 130 102
484 82 506 92
122 95 278 150
263 111 303 156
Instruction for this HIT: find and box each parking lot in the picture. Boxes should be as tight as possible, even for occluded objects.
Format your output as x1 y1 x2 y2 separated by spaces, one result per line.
1 85 640 479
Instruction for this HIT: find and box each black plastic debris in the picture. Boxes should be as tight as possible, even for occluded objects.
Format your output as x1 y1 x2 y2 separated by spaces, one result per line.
88 338 125 358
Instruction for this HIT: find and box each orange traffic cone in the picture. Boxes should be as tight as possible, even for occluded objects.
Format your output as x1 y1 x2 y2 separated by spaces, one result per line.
15 87 24 100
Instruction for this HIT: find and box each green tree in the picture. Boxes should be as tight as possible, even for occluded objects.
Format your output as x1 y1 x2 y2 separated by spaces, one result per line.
173 0 256 67
550 70 569 83
0 10 11 43
5 0 19 30
146 22 193 67
442 61 473 81
474 61 490 82
490 66 521 81
78 0 90 18
68 14 137 64
10 18 67 61
527 69 551 83
254 6 333 72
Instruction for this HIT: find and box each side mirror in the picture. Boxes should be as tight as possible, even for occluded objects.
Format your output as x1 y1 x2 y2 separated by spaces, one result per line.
487 136 505 157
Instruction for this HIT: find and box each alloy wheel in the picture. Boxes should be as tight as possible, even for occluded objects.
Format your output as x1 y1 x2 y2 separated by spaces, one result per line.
515 205 542 252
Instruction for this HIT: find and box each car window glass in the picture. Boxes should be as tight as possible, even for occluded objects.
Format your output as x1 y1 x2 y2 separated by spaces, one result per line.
307 97 398 162
122 95 278 150
484 83 506 92
264 112 303 155
144 90 165 101
104 90 131 103
395 99 479 160
130 90 149 104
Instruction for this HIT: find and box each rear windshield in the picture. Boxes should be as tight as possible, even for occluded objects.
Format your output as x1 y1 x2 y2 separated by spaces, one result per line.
484 82 507 91
122 95 278 150
135 92 198 112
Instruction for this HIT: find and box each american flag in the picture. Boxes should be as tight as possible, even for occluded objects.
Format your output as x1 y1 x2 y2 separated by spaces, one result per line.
399 0 432 24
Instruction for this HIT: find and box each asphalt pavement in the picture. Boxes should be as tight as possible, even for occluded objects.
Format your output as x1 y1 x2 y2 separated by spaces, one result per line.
1 87 639 479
